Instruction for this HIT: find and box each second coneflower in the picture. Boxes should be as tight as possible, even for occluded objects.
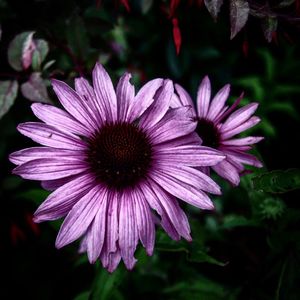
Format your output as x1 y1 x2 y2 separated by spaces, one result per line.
172 76 263 186
10 63 225 272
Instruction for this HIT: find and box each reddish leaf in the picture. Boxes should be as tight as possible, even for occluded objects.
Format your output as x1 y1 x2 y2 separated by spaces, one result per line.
204 0 223 20
172 18 182 55
230 0 250 39
10 224 26 245
120 0 130 12
170 0 181 17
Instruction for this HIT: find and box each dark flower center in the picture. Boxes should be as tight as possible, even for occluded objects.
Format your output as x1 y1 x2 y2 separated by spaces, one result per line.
196 118 220 148
86 122 152 190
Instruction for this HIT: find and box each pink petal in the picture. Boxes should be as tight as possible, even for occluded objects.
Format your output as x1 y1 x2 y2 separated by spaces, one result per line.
17 122 87 150
197 76 211 118
225 150 263 167
41 175 79 191
206 84 230 121
92 63 118 122
55 185 103 248
127 78 163 122
221 136 264 146
174 83 196 111
212 160 240 186
106 192 119 254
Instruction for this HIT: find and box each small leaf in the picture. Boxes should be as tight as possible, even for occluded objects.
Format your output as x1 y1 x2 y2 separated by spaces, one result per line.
252 169 300 193
230 0 250 39
73 291 90 300
21 73 51 103
204 0 224 20
0 80 18 119
140 0 153 14
262 16 278 42
8 31 35 71
278 0 295 8
42 60 56 71
32 39 49 71
222 215 259 229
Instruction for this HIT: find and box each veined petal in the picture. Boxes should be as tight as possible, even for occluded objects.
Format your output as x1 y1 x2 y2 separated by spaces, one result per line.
225 150 263 167
41 175 79 191
119 191 138 269
9 147 84 166
197 76 211 118
206 84 230 121
51 79 97 130
17 122 87 150
55 185 103 248
174 83 196 111
221 103 259 132
34 174 95 222
139 79 174 129
127 78 163 122
221 136 264 146
92 63 118 122
212 160 240 186
31 103 91 136
116 72 135 122
13 158 87 180
86 188 108 263
106 192 119 254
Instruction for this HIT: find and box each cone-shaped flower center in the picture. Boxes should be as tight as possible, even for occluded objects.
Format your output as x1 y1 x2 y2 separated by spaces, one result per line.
196 118 220 148
87 122 152 189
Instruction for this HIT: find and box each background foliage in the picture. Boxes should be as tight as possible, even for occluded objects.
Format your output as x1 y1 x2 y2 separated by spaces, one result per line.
1 0 300 299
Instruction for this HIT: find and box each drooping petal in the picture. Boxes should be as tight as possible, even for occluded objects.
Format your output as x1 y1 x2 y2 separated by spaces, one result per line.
9 147 84 166
55 185 103 249
221 136 264 146
206 84 230 121
212 160 240 186
150 169 214 210
92 63 118 122
127 78 163 122
221 103 259 132
133 188 155 255
174 83 196 111
139 79 174 129
17 122 87 150
86 188 108 263
224 150 263 167
197 76 211 118
31 103 91 137
118 191 138 269
116 72 135 122
34 174 95 222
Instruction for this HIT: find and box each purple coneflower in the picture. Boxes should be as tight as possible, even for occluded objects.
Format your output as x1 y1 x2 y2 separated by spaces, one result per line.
172 76 263 186
10 63 225 272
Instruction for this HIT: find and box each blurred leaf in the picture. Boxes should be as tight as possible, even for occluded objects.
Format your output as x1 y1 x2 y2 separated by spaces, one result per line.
258 48 275 81
278 0 295 8
235 76 264 100
230 0 249 39
73 291 90 300
8 31 35 71
139 0 153 14
32 39 49 71
89 268 124 300
17 188 50 204
259 118 276 137
0 80 18 119
21 72 51 103
204 0 224 20
66 16 89 59
262 16 277 42
267 102 299 119
252 169 300 193
42 60 56 71
222 215 259 229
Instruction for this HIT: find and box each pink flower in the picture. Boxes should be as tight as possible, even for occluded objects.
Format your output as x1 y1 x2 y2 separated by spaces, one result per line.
10 64 225 272
172 76 263 186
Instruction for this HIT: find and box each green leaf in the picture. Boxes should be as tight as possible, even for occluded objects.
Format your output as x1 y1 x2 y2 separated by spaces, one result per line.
252 169 300 193
204 0 224 20
32 39 49 71
0 80 18 119
222 215 259 229
73 291 90 300
89 268 124 300
20 72 51 103
8 31 35 71
17 188 50 205
266 102 299 119
230 0 250 39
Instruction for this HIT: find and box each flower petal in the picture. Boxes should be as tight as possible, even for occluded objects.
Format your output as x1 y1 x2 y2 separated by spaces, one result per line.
13 158 87 180
225 150 263 167
139 79 174 129
34 174 95 222
119 191 138 269
55 185 103 248
116 72 135 122
92 63 118 122
41 175 79 191
174 83 196 111
31 103 91 137
206 84 230 121
86 188 108 263
212 160 240 186
221 136 264 146
17 122 87 150
127 78 163 122
106 192 119 254
221 103 259 132
197 76 211 118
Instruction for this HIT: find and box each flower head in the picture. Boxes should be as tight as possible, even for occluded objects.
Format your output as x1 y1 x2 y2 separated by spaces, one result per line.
10 64 225 272
172 76 263 186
